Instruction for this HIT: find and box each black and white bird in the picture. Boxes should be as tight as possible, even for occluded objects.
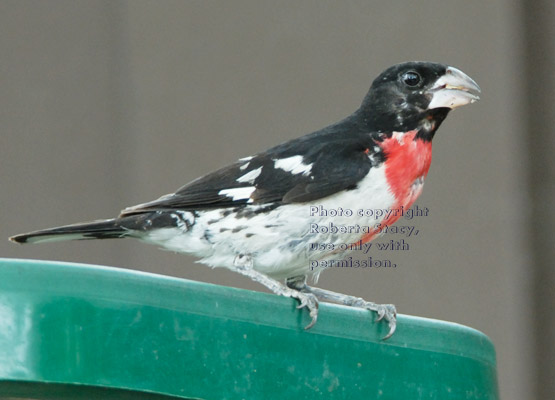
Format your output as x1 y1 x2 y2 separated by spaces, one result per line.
10 62 480 339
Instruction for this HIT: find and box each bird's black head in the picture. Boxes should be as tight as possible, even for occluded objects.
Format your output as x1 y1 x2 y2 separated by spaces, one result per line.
357 62 480 140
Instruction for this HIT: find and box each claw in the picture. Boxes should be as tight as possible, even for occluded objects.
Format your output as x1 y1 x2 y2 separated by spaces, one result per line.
304 314 318 330
293 292 319 330
382 318 397 340
372 304 397 340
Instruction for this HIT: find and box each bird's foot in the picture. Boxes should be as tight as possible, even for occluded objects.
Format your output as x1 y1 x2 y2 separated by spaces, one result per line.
292 280 397 340
352 300 397 340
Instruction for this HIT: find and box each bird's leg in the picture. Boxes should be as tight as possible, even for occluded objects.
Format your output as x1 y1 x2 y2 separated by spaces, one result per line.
285 275 309 291
287 276 396 340
233 255 319 329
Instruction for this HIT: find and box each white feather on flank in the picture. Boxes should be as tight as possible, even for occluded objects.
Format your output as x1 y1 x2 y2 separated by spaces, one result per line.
273 156 312 176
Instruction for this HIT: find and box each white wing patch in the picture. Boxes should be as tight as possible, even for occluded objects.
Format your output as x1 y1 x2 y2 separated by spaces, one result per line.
238 156 253 171
236 167 262 184
219 187 255 202
273 155 312 176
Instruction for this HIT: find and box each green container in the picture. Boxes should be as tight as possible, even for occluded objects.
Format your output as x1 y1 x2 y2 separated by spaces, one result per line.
0 258 498 399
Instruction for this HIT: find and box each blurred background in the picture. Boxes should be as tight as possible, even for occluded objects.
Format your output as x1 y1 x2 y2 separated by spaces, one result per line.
1 1 553 399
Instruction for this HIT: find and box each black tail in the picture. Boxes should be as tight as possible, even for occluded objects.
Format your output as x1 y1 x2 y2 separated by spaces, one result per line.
9 218 129 244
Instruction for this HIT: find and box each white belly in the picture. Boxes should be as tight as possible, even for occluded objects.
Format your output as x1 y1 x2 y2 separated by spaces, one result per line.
142 164 396 280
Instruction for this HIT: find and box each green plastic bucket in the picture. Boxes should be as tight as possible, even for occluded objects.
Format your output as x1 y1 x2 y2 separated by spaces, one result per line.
0 258 498 399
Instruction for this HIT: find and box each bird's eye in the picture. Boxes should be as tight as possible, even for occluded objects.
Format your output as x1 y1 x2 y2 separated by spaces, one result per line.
402 71 421 87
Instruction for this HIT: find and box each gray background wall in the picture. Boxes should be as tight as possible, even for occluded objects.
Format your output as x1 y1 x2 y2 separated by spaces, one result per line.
1 1 553 399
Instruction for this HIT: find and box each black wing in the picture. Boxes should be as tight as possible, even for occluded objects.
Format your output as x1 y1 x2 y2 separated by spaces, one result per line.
121 124 382 216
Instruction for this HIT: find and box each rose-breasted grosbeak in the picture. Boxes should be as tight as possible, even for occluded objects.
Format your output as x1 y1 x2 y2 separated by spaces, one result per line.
10 62 480 339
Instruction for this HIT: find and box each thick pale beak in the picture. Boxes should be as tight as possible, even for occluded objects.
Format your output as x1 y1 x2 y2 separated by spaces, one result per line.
427 66 481 109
